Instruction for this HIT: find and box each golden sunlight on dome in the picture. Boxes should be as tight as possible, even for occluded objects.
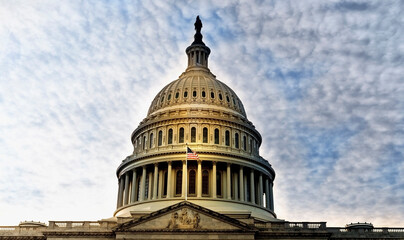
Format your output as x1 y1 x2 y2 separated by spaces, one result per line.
115 16 275 222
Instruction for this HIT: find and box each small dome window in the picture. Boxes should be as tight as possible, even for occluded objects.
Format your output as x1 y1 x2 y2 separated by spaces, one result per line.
193 90 197 97
211 92 215 99
232 97 236 105
184 91 188 98
161 96 165 103
226 95 230 102
219 93 223 100
175 92 179 98
168 94 171 100
202 91 206 98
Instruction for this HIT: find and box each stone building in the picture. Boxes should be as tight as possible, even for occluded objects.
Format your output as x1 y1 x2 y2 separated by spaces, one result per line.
1 16 403 240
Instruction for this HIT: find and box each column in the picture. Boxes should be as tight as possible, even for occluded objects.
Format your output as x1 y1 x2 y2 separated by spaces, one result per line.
265 178 270 209
158 170 163 198
130 169 137 203
153 164 158 199
167 161 172 198
148 172 153 200
223 171 227 198
212 161 217 198
244 175 248 201
270 182 274 210
234 172 239 200
117 178 124 208
259 173 263 206
226 163 231 200
139 166 146 201
239 166 244 201
197 160 202 197
250 170 255 204
182 161 187 197
124 173 130 205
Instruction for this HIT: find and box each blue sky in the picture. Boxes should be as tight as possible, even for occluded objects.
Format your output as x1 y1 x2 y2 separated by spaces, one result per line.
0 0 403 226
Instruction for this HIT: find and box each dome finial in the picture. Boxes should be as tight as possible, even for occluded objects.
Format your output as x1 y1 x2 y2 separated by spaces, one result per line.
186 16 210 70
192 15 204 45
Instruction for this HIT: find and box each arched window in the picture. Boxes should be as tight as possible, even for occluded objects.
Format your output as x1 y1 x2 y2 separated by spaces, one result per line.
243 136 247 151
179 127 184 143
214 129 219 144
235 133 239 149
202 91 206 98
143 136 146 149
188 170 196 195
202 170 209 195
225 130 230 146
217 172 222 197
175 170 182 195
219 93 223 100
193 90 197 97
163 171 168 196
191 127 196 143
168 129 173 144
211 92 215 99
249 139 253 153
226 95 230 102
158 130 163 146
203 127 208 143
175 92 179 98
184 91 188 98
168 94 171 100
149 133 154 148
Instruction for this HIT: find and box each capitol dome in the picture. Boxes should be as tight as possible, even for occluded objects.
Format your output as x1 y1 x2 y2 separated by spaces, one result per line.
147 69 247 118
115 16 276 222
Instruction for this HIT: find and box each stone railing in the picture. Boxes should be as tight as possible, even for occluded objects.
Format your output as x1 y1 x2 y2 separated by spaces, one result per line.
0 226 46 236
0 226 17 231
48 221 116 230
286 222 327 229
327 227 404 233
257 221 327 230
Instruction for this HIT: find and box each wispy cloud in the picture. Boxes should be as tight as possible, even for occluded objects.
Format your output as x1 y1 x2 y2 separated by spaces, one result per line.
0 0 403 226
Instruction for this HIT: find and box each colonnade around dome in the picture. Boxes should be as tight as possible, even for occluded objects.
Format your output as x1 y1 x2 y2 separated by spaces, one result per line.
115 157 275 218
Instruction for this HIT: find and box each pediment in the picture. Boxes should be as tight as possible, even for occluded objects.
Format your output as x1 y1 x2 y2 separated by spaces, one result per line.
115 201 254 232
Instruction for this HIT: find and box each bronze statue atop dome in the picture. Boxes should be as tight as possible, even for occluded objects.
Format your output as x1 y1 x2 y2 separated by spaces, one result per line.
195 16 202 33
192 15 205 45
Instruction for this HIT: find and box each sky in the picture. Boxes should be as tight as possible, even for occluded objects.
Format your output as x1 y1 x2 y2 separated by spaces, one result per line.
0 0 403 227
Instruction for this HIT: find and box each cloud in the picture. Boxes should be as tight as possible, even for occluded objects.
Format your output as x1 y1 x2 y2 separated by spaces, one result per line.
0 0 403 227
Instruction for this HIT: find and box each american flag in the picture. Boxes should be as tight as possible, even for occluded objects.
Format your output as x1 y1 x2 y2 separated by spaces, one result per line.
187 147 199 160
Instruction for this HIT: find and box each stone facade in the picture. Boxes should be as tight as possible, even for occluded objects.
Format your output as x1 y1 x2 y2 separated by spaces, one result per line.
1 203 404 239
1 17 403 240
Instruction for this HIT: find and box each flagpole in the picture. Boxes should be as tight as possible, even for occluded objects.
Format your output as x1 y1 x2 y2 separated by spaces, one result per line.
185 143 188 201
